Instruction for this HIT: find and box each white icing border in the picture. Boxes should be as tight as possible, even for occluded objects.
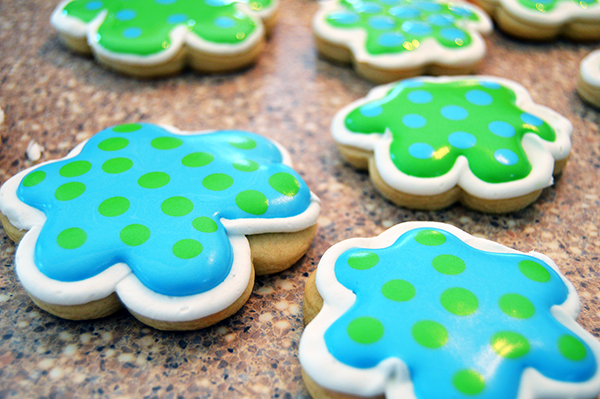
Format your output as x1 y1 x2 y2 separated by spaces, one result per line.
50 0 274 65
331 75 572 199
299 221 600 399
490 0 600 27
313 0 492 70
0 126 320 323
580 50 600 88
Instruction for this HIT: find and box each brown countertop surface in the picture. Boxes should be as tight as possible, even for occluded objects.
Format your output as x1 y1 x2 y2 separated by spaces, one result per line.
1 0 600 397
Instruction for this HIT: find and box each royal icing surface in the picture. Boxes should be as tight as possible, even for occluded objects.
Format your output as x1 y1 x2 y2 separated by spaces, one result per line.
299 222 600 399
313 0 491 70
0 123 319 321
486 0 600 26
51 0 276 63
580 50 600 88
332 76 571 199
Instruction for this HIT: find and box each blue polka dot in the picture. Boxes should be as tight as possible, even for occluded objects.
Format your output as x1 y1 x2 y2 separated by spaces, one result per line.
215 16 236 28
449 5 474 16
360 103 383 117
86 1 103 10
465 90 493 106
402 114 427 128
377 32 405 47
448 132 477 149
115 9 136 21
489 121 515 137
441 105 468 120
329 11 360 25
494 149 519 166
123 27 142 39
402 21 432 36
167 13 188 24
428 14 454 26
440 27 467 42
414 1 442 11
407 90 432 104
205 0 228 6
409 143 435 159
521 113 544 127
354 2 383 13
369 16 395 30
479 81 502 90
401 79 424 88
156 0 177 4
389 5 420 19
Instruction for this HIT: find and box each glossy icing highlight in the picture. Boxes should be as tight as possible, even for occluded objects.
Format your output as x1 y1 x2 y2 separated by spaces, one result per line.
16 123 312 297
324 227 596 398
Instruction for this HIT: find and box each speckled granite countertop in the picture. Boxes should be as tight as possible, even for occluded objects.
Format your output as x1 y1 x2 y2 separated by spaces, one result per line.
1 0 600 398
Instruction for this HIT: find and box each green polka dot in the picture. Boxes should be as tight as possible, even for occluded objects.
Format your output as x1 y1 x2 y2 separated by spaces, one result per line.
228 136 256 149
233 159 260 172
59 161 92 178
558 335 587 361
432 254 466 275
22 171 46 187
138 172 170 189
57 227 87 250
518 260 551 283
193 217 218 233
203 173 233 191
499 293 535 319
151 137 183 150
347 317 384 344
415 230 446 246
120 224 150 246
491 331 530 359
440 287 478 316
98 137 128 151
181 152 214 167
453 369 485 395
55 182 86 201
161 196 193 217
173 239 203 259
348 251 379 270
102 157 133 174
269 172 299 197
382 279 415 302
236 190 268 215
98 197 130 217
112 123 141 133
411 320 448 348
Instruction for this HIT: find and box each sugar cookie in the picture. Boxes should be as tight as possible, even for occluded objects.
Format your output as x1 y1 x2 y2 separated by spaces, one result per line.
50 0 278 77
0 123 319 330
313 0 492 83
578 50 600 107
300 222 600 399
332 76 572 213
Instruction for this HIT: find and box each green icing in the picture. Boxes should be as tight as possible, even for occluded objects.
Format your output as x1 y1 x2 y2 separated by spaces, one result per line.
516 0 596 13
324 0 481 56
61 0 273 55
344 79 557 184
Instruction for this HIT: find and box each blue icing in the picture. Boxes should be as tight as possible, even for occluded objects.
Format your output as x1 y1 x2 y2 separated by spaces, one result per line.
324 228 597 399
17 123 312 297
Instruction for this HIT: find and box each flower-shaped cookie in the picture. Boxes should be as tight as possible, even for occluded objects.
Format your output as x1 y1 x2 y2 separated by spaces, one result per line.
313 0 492 83
332 76 572 212
50 0 277 77
578 50 600 108
472 0 600 39
0 123 319 330
300 222 600 399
